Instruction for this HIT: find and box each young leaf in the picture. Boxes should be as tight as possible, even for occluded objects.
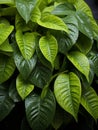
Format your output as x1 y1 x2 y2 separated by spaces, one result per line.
54 72 81 121
25 90 56 130
67 51 90 81
0 54 15 83
0 85 15 121
16 74 34 100
0 23 14 45
16 31 36 60
39 35 58 65
15 0 37 23
37 13 69 33
81 86 98 121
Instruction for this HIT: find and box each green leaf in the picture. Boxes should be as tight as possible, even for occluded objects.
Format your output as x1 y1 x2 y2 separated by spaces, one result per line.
16 31 36 60
0 85 15 121
15 0 37 23
54 72 81 121
0 23 14 45
0 54 16 83
14 49 37 79
28 62 52 88
74 0 93 18
16 74 34 100
9 79 21 102
50 15 78 54
0 39 13 52
76 33 93 54
37 13 69 33
52 106 63 130
75 11 93 39
39 35 58 65
52 2 75 16
81 86 98 121
67 51 90 81
25 90 56 130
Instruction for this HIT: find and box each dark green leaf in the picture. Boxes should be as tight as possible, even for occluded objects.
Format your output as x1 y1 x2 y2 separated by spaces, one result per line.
9 79 21 102
28 62 52 88
0 54 16 83
25 90 56 130
14 50 37 80
15 0 37 23
0 84 15 121
75 11 93 39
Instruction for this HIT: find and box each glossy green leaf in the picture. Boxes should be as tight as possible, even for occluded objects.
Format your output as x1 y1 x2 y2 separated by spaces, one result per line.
9 79 21 102
16 31 36 60
16 74 34 100
50 15 78 54
39 35 58 65
0 85 15 121
75 11 93 39
67 51 90 81
54 72 81 121
0 23 14 45
28 63 52 88
0 54 16 83
52 2 75 16
81 86 98 121
25 90 56 130
90 54 98 77
14 49 37 79
74 0 93 18
15 0 37 23
37 13 69 33
76 33 93 54
0 39 13 52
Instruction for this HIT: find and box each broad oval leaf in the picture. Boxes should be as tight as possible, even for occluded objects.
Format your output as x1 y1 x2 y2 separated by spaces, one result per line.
0 85 15 121
54 72 81 121
37 13 69 33
81 86 98 121
75 11 93 39
28 62 52 88
16 74 34 100
0 54 16 83
14 49 37 80
15 0 37 23
39 35 58 65
16 31 36 60
67 51 90 81
25 90 56 130
0 23 14 45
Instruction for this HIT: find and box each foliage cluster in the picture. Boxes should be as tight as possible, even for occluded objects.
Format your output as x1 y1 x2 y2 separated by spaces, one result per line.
0 0 98 130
